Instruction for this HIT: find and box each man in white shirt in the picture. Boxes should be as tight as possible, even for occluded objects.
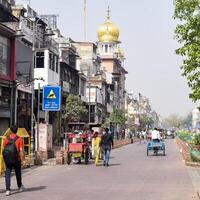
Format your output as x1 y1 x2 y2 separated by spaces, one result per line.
151 128 160 142
151 128 161 154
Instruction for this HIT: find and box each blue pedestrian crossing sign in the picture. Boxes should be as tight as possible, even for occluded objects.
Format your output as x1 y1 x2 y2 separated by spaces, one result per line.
42 86 61 111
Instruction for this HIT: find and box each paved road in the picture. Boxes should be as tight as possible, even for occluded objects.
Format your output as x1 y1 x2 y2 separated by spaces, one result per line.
0 140 197 200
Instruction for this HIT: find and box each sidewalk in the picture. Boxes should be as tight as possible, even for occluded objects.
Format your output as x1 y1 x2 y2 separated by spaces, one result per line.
187 166 200 199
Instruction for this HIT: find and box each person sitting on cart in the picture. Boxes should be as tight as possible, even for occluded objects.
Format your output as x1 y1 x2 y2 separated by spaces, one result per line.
151 128 161 153
151 128 160 142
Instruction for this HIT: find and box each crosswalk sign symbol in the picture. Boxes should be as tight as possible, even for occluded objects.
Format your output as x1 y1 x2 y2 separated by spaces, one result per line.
47 89 56 99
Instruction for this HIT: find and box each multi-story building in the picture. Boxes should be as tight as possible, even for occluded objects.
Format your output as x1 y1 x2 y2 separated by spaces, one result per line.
9 5 33 131
0 0 17 133
56 36 85 131
11 5 60 143
74 42 106 128
192 108 200 130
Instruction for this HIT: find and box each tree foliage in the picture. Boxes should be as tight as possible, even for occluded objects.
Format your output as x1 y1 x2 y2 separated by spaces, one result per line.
64 94 87 122
163 112 192 129
174 0 200 101
181 112 192 128
109 109 127 126
139 115 154 129
163 114 183 128
102 109 127 128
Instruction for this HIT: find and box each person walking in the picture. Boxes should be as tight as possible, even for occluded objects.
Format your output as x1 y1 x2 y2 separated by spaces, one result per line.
91 132 101 166
2 125 24 196
100 128 113 167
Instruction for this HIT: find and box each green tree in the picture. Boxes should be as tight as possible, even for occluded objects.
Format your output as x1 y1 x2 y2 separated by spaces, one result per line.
109 109 127 126
102 109 127 129
181 112 192 128
163 114 183 129
64 94 87 122
139 115 154 130
174 0 200 101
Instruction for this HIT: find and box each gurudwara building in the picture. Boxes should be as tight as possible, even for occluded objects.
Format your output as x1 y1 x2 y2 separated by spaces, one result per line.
97 7 127 115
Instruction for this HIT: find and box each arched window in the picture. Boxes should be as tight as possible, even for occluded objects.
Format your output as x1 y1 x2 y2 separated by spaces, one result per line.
109 44 112 53
105 45 108 53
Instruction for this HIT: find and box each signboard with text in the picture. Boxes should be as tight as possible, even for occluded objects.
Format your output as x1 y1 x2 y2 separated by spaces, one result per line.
42 86 61 111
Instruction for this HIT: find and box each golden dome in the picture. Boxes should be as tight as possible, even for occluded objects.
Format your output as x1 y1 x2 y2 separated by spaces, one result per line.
97 7 119 42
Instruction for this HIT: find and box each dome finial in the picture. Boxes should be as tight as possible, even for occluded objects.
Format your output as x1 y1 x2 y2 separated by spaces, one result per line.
107 5 110 20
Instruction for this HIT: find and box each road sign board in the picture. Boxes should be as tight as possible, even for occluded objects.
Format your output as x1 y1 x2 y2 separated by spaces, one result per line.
42 86 61 111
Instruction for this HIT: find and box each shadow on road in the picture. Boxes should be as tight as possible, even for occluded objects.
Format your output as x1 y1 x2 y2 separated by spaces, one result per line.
147 154 167 157
97 163 121 167
0 186 46 195
109 163 121 166
12 186 47 194
23 186 47 192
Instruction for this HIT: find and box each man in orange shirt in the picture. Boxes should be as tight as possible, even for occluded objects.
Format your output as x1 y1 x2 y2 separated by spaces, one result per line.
3 125 24 196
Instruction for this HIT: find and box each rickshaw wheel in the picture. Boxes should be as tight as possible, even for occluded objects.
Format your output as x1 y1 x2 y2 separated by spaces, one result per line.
163 148 165 156
147 149 149 156
84 148 90 164
67 153 72 165
78 157 81 164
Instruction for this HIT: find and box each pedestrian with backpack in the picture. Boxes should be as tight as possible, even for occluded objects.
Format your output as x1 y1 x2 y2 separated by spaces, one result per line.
3 125 24 196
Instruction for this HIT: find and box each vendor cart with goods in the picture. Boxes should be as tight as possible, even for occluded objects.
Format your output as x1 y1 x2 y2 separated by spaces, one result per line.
65 132 91 165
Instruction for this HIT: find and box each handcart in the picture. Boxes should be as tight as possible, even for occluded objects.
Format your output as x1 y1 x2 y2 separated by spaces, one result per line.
65 132 91 165
147 140 165 156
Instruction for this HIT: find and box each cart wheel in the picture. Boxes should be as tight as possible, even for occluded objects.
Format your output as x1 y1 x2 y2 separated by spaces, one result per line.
163 149 165 156
84 148 90 164
67 153 71 165
78 157 81 164
147 149 149 156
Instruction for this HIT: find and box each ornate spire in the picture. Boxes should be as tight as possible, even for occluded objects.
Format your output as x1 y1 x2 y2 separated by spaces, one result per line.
106 6 110 20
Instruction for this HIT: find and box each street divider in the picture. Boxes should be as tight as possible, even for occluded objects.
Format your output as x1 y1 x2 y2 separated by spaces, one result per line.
176 137 192 162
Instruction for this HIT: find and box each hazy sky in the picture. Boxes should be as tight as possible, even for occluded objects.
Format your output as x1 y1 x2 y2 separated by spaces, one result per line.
16 0 197 117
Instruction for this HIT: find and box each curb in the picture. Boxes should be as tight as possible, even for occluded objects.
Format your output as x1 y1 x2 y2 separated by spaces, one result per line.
113 138 139 149
176 138 200 168
186 161 200 167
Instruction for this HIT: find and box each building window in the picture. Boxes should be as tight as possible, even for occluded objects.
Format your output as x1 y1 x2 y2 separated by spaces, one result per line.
49 53 54 71
35 51 44 68
105 45 108 53
55 56 59 73
109 45 112 53
0 35 10 76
